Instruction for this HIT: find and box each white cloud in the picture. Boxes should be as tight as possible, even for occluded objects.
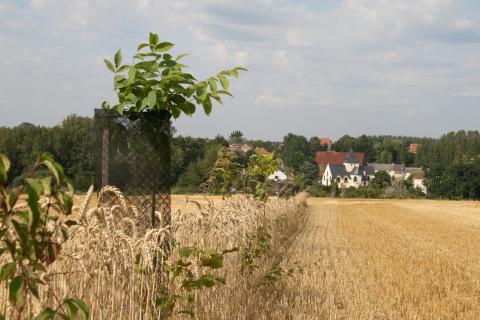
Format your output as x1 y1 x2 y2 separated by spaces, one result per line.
452 18 475 30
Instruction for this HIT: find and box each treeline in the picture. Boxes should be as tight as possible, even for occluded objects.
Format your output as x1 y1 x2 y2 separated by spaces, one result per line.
1 114 480 199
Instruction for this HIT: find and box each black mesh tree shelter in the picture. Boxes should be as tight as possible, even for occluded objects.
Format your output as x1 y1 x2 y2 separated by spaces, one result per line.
94 109 171 231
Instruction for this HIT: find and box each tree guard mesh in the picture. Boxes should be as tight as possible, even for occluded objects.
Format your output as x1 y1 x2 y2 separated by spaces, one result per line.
95 109 171 233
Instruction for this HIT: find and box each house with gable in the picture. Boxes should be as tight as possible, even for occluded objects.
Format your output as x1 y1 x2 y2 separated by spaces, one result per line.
321 150 375 188
315 150 365 177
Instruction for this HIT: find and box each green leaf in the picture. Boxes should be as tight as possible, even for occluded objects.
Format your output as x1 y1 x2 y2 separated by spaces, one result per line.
128 66 136 81
26 178 43 198
199 251 223 269
202 96 213 115
40 176 52 196
179 102 196 116
147 90 157 108
217 90 233 97
137 43 149 51
234 66 248 72
0 262 16 281
116 65 129 73
103 59 116 73
218 74 229 91
140 97 148 111
12 221 31 256
155 42 174 52
9 275 24 306
215 277 226 284
0 154 10 172
101 101 110 110
0 154 9 184
208 78 218 92
113 104 125 115
114 49 122 68
175 53 189 61
64 299 79 318
67 299 90 319
41 154 64 185
230 69 239 78
179 247 197 257
149 33 159 46
36 308 56 320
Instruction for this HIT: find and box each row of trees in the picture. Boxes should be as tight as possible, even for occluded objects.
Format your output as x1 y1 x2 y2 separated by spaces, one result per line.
1 116 480 199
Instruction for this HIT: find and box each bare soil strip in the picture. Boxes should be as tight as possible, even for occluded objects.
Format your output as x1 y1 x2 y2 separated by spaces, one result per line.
275 199 480 320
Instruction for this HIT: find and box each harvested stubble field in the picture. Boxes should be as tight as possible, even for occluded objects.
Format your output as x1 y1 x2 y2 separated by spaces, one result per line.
273 198 480 320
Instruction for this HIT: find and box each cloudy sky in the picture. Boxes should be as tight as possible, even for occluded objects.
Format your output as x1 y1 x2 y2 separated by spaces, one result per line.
1 0 479 140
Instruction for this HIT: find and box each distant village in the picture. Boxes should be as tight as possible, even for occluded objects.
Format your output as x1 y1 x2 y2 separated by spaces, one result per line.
229 138 427 194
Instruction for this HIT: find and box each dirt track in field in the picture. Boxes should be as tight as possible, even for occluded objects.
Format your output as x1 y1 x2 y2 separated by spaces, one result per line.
277 198 480 320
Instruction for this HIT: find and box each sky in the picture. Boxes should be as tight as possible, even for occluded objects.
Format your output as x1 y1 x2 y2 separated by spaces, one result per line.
0 0 480 140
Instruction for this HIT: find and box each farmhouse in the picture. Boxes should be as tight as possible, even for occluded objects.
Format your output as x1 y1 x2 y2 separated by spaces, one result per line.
413 171 427 194
315 150 365 176
321 150 375 188
368 163 423 180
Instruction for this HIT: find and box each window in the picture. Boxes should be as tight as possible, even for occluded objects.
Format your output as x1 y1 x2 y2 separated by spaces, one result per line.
353 176 358 182
336 177 341 183
344 177 348 183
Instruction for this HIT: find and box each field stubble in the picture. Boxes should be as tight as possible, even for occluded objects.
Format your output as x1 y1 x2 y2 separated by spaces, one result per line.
274 198 480 320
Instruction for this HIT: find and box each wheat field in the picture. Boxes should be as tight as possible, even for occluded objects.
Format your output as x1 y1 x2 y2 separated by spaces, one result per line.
2 195 480 319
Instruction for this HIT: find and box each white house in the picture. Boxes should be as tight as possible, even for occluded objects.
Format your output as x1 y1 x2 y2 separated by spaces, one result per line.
368 163 423 180
268 170 288 182
413 172 427 194
321 150 375 188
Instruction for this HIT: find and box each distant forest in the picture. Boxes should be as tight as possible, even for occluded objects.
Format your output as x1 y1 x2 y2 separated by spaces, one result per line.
1 114 480 199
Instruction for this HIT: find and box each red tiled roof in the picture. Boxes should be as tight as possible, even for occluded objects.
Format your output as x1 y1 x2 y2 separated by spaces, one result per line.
255 147 272 157
315 151 365 165
409 144 422 153
319 137 333 145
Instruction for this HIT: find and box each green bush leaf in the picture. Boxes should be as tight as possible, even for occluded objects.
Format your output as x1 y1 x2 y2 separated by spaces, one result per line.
147 90 157 107
0 262 16 281
155 42 174 52
149 33 159 46
12 221 31 256
175 53 189 61
137 43 149 51
103 59 116 73
41 154 64 185
218 74 229 91
202 96 212 115
128 66 136 81
114 49 122 68
36 308 56 320
208 78 218 92
179 102 196 116
9 275 24 306
179 247 197 257
67 299 90 318
0 154 10 172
